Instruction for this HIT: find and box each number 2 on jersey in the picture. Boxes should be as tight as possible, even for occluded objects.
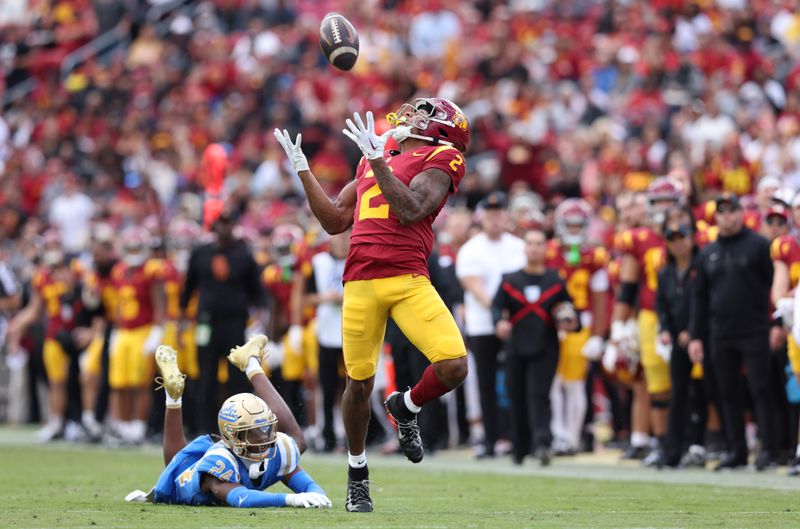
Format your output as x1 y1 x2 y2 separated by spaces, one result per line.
358 169 390 221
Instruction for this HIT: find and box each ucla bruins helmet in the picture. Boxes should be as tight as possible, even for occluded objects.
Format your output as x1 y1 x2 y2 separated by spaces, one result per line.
218 393 278 461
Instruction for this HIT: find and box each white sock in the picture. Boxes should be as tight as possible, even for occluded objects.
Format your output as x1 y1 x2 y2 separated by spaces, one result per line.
348 451 367 468
404 391 421 414
165 394 182 408
48 416 64 431
245 356 264 380
81 410 96 425
795 444 800 458
565 381 587 450
549 378 565 445
631 431 649 448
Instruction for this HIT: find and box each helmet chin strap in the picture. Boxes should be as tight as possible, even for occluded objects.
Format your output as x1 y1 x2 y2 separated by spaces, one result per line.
394 125 454 148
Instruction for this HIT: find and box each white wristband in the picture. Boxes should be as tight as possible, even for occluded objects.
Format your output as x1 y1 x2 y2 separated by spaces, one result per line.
245 356 264 380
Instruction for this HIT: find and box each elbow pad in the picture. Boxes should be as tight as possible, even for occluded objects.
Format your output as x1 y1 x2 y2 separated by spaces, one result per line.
226 486 287 508
616 281 639 306
286 470 325 495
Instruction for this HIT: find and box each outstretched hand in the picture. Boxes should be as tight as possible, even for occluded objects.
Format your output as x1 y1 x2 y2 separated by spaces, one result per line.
273 129 310 173
342 111 392 160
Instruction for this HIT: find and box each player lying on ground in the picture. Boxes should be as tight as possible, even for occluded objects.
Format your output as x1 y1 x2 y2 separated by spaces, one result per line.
125 335 331 508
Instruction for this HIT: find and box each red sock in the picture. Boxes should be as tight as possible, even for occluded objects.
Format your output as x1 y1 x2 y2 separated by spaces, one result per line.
409 365 450 408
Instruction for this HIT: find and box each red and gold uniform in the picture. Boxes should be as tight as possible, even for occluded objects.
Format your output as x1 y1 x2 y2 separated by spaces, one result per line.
343 145 466 380
546 241 609 381
262 253 316 381
771 235 800 373
32 268 83 383
616 226 669 393
109 259 162 388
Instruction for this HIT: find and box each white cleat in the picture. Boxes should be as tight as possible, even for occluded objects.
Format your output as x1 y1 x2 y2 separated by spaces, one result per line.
154 345 186 400
227 334 270 372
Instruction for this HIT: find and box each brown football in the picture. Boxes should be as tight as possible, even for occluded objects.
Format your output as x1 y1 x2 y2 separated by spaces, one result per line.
319 12 359 71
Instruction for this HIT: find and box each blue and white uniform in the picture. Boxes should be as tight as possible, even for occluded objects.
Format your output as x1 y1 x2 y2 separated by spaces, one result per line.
152 432 300 506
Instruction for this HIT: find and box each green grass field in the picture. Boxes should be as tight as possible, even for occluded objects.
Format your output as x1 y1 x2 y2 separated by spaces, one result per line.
2 428 799 529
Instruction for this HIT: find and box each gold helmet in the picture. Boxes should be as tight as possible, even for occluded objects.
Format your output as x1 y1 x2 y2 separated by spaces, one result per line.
217 393 278 461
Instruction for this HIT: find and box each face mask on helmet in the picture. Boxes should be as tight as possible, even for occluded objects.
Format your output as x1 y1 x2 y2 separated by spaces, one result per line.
555 199 591 247
386 97 469 152
647 198 680 226
218 393 279 463
558 218 588 246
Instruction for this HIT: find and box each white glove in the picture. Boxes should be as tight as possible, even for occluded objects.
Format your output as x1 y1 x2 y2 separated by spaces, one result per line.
609 320 629 344
285 492 332 508
581 335 604 360
246 320 265 341
342 111 392 160
266 341 284 370
777 297 794 329
602 342 618 373
554 302 577 323
143 325 164 355
287 324 303 353
273 129 310 172
655 338 672 363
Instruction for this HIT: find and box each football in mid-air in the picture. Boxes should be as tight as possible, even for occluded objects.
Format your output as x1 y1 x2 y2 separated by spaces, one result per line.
319 12 359 71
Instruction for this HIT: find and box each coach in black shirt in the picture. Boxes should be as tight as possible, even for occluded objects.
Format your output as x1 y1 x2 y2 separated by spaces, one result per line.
492 229 578 466
689 192 776 470
180 209 265 433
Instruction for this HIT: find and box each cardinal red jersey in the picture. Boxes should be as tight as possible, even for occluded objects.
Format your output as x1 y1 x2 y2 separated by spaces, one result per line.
156 258 182 321
771 235 800 289
545 240 609 312
695 222 719 248
32 269 81 339
343 145 466 282
262 256 312 327
111 259 162 329
615 227 665 311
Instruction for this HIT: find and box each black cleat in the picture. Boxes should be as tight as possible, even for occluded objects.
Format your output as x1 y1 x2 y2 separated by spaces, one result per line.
535 447 552 467
621 445 650 461
345 479 373 512
713 452 748 471
754 451 777 472
384 391 424 463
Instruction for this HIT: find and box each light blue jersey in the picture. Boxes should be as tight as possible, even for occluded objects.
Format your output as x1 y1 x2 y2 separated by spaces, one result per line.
152 432 300 505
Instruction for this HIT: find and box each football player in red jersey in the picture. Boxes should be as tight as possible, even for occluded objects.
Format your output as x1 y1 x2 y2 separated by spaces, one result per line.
108 227 166 444
770 202 800 475
7 246 101 442
275 98 469 512
546 199 609 455
609 177 682 462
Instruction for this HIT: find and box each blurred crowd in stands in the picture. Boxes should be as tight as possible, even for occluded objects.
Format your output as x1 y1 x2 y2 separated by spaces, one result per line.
3 0 800 472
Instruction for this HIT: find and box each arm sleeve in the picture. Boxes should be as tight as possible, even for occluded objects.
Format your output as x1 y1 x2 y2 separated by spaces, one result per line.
305 267 317 294
226 486 287 508
690 253 709 341
180 249 199 312
246 249 267 308
760 237 775 288
285 469 325 495
655 269 671 334
491 278 509 325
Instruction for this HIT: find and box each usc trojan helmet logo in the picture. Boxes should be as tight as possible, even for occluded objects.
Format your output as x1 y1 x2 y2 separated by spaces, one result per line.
218 393 278 462
386 97 470 152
